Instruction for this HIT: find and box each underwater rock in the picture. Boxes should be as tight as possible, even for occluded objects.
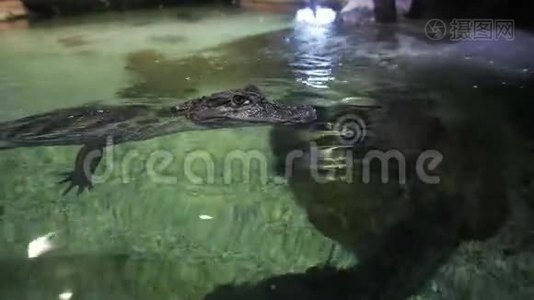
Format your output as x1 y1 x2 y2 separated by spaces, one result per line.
149 34 187 44
118 31 291 98
57 34 89 47
261 88 511 298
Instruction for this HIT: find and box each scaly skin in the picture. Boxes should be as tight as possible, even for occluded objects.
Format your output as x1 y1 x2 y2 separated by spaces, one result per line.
0 85 317 195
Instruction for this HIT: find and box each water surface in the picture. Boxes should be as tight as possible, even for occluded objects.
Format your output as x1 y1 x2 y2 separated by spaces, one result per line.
1 5 534 300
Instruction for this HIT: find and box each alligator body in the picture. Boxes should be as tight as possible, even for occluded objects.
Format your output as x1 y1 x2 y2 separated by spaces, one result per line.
0 85 316 194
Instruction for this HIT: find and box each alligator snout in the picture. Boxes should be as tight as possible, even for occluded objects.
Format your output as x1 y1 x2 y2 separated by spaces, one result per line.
283 104 317 124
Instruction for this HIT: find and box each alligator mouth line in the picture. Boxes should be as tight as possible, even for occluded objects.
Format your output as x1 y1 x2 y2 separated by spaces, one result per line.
180 85 318 126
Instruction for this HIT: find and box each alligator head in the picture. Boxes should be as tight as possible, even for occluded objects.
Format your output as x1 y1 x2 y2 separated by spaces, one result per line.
173 85 317 126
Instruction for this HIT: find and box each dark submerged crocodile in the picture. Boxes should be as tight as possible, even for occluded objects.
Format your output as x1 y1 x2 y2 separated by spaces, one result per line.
0 85 316 195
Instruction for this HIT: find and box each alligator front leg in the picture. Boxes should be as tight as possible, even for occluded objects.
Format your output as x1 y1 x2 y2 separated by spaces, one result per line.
59 143 105 195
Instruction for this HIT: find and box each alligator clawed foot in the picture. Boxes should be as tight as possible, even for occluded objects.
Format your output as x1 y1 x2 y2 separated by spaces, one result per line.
58 171 93 196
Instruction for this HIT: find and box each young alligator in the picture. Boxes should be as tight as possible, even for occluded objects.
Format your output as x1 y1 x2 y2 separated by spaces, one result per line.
0 85 317 195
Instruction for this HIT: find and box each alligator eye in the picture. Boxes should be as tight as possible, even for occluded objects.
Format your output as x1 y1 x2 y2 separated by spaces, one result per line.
231 95 249 106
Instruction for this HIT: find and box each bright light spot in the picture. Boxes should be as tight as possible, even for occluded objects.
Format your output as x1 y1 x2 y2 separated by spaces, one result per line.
199 214 213 220
295 7 336 26
340 0 374 13
58 290 73 300
27 232 56 259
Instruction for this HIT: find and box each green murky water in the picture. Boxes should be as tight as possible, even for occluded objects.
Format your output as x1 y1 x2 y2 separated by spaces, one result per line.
1 5 534 300
0 7 357 299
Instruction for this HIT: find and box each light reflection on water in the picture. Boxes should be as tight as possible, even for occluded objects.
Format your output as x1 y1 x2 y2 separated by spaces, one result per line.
290 24 338 89
295 6 337 26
